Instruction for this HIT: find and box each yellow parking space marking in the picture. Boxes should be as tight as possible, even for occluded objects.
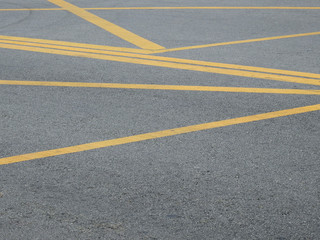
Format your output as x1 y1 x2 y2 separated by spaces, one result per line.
0 4 319 167
0 35 152 54
1 35 320 80
1 7 320 11
1 104 319 166
1 42 320 86
154 31 320 53
85 7 320 10
47 0 165 50
0 8 61 11
1 80 320 95
2 80 320 95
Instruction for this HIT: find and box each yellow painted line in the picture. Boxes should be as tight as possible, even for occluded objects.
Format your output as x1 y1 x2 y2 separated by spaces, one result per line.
1 80 320 95
2 34 320 80
0 35 153 54
86 7 320 10
0 8 61 11
1 42 320 86
1 104 319 166
2 7 320 11
0 39 156 56
154 31 320 53
47 0 165 50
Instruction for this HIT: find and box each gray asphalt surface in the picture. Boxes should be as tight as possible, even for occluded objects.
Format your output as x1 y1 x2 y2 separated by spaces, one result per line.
0 0 319 239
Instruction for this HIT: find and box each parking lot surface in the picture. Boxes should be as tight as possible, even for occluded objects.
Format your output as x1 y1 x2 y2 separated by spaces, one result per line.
0 0 319 239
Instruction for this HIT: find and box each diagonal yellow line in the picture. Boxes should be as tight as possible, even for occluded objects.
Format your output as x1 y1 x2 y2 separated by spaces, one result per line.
1 42 320 86
154 31 320 53
1 104 319 166
47 0 165 50
1 80 320 95
1 35 320 80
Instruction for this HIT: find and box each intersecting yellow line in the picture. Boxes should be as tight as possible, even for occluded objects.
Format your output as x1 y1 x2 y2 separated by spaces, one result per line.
1 7 319 52
47 0 165 50
1 104 319 166
1 30 319 55
1 41 320 86
154 31 320 53
1 35 320 80
1 5 319 167
2 80 320 95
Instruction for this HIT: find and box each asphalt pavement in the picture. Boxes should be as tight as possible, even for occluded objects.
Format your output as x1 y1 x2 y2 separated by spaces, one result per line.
0 0 319 239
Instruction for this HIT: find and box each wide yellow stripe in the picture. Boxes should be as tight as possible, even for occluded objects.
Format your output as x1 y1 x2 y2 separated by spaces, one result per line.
1 43 320 86
1 34 320 80
155 31 320 53
1 7 320 11
1 104 319 165
47 0 165 50
1 80 320 95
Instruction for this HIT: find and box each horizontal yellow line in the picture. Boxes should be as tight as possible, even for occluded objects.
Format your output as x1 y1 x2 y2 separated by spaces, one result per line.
86 7 320 10
1 34 320 80
48 0 164 50
1 7 320 11
0 35 152 54
155 31 320 53
0 8 61 11
1 42 320 86
1 80 320 95
2 34 320 80
0 39 154 56
1 103 319 165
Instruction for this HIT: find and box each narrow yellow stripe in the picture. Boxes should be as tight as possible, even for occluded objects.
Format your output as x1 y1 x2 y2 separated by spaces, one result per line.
0 35 320 79
1 80 320 95
1 34 320 80
1 104 319 165
47 0 165 50
0 35 152 54
86 7 320 10
1 7 320 11
155 31 320 53
0 8 61 11
1 43 320 86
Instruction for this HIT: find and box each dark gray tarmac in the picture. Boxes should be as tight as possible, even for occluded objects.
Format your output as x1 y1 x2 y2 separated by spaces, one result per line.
0 0 319 239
